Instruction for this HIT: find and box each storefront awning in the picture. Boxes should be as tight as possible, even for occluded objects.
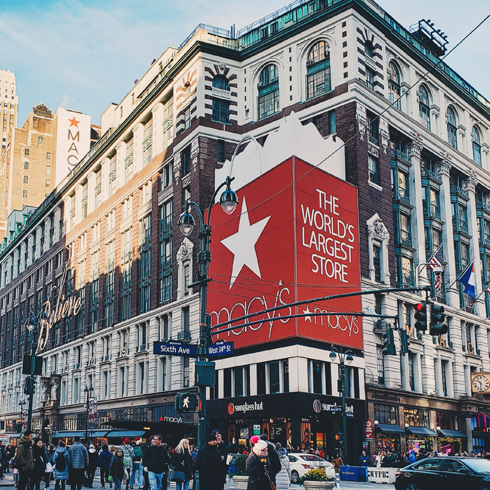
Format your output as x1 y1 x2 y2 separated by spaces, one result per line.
408 427 437 436
438 429 467 438
106 430 146 438
5 433 21 438
377 424 405 434
86 430 110 438
53 431 86 438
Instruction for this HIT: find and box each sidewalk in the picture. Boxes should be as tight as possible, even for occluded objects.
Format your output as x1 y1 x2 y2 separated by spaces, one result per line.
0 472 14 487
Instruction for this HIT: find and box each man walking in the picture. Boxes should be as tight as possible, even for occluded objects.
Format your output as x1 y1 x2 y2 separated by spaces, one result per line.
68 436 88 490
16 430 34 490
195 434 221 490
212 430 228 490
142 435 171 490
99 445 113 489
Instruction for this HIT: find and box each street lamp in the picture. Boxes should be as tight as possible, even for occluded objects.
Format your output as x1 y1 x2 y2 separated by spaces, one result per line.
84 385 94 443
19 400 26 431
329 347 354 464
23 307 48 432
177 175 238 450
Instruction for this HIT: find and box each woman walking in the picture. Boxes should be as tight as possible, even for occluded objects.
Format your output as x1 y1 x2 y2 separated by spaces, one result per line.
172 439 194 490
45 445 56 489
246 440 272 490
109 448 125 490
275 443 290 490
32 439 47 490
54 442 70 490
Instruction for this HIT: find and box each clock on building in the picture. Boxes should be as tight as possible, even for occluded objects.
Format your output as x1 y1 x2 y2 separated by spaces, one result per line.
471 373 490 393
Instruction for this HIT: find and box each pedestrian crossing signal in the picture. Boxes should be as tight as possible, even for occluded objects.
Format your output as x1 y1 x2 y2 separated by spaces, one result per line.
174 393 197 412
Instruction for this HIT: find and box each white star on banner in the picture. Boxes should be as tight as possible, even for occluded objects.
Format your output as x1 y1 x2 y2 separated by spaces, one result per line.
303 306 312 322
221 196 271 289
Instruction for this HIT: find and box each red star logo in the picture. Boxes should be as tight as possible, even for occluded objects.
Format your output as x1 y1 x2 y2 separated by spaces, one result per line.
68 117 80 128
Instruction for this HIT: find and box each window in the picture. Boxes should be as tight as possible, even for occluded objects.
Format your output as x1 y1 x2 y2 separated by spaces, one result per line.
374 404 397 424
387 61 401 109
212 99 230 124
183 107 191 130
398 171 409 201
447 107 458 149
258 65 279 120
401 256 413 286
24 149 29 156
109 155 117 197
404 407 429 427
162 162 173 188
328 111 336 134
46 165 51 174
218 140 225 163
24 162 29 170
46 152 51 160
45 179 50 187
364 41 374 57
125 137 134 183
143 120 152 167
38 136 43 145
23 190 28 199
306 41 331 100
472 126 482 165
312 361 322 393
182 146 191 176
23 176 28 184
373 245 381 282
419 85 431 130
368 155 379 185
376 347 385 385
366 67 375 90
400 214 411 245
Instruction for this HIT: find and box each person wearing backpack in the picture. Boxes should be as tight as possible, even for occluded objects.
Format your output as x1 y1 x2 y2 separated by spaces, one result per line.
129 439 143 489
16 431 34 490
53 442 70 490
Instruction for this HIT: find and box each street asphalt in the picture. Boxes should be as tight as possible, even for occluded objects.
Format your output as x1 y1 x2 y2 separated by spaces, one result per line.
0 472 396 490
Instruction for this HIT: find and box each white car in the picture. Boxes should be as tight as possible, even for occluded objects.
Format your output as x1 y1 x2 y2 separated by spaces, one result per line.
287 453 335 483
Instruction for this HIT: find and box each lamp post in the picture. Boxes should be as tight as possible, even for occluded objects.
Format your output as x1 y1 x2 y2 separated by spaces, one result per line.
19 400 26 431
24 307 47 432
84 385 94 443
178 176 238 449
329 347 354 464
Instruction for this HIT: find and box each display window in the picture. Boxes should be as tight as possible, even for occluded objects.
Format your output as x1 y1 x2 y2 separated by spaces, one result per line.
438 437 461 455
407 437 433 452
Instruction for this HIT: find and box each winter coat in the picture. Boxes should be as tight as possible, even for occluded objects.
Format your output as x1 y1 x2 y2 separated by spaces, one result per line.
215 443 228 485
110 455 125 480
121 444 134 469
47 450 56 465
359 454 370 467
195 444 222 490
68 442 88 469
88 449 98 470
32 446 47 481
143 445 171 475
275 448 290 490
98 448 113 469
246 453 272 490
265 442 281 484
172 450 194 481
54 447 71 481
408 451 417 464
16 436 34 473
332 457 343 472
133 445 143 462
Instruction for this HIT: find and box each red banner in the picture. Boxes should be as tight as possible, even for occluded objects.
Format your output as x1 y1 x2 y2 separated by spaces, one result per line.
365 420 373 440
208 156 362 350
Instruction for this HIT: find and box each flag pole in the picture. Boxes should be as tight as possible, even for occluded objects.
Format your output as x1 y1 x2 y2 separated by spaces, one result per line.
440 259 474 298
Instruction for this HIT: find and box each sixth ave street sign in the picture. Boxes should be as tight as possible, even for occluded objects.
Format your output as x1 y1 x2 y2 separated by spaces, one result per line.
153 341 196 357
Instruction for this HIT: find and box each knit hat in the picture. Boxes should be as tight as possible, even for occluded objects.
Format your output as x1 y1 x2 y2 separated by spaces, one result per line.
124 438 131 444
252 440 268 456
89 444 95 449
206 434 217 443
250 436 260 445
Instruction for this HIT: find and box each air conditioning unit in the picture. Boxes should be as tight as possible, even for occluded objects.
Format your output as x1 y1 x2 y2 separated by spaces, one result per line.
75 363 80 369
104 355 109 361
140 344 147 352
467 343 474 354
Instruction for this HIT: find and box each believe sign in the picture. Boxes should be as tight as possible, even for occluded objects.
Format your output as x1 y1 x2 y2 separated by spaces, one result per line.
208 156 362 350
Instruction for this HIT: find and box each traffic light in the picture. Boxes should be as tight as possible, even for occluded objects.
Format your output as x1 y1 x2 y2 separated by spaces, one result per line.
382 328 396 356
430 304 448 336
414 302 428 332
174 393 197 413
335 432 344 443
400 330 410 355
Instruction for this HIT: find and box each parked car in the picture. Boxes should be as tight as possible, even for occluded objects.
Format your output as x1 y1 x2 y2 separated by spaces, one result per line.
287 453 335 483
394 456 490 490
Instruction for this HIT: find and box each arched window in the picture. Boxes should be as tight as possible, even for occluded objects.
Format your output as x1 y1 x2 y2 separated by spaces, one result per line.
472 126 482 165
212 76 230 124
306 41 331 100
258 64 279 120
447 106 458 150
419 85 431 131
387 62 401 109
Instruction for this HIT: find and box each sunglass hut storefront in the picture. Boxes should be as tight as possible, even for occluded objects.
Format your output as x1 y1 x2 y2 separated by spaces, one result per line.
207 393 365 459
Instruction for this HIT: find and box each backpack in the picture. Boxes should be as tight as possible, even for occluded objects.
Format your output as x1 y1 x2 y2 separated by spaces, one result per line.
55 453 67 472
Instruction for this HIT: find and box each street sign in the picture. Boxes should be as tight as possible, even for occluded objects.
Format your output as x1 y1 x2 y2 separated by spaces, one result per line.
153 341 197 357
207 341 234 357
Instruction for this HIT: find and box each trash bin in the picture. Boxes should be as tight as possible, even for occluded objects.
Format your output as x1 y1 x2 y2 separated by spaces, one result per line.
339 466 368 482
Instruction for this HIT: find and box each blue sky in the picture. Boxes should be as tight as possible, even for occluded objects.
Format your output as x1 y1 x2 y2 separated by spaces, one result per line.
2 0 489 125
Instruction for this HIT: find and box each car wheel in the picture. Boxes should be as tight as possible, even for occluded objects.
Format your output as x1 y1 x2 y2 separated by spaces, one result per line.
406 484 420 490
291 470 299 484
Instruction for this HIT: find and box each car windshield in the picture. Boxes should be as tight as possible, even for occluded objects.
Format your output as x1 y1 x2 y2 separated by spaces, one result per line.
301 456 323 462
463 459 490 473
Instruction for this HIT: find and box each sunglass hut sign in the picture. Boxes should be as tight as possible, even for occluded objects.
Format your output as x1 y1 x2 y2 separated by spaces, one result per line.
209 156 362 351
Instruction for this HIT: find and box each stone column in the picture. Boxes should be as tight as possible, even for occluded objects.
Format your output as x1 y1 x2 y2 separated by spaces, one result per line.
447 362 455 398
464 171 484 316
152 103 164 157
100 157 110 202
437 156 459 308
74 184 83 226
87 172 96 215
116 142 126 189
133 123 144 174
408 135 428 284
434 359 442 396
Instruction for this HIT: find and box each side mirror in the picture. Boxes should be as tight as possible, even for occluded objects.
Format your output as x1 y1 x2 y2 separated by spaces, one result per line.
456 468 470 474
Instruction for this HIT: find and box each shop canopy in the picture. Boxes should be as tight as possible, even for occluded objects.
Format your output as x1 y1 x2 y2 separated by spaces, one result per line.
6 433 20 438
377 424 405 434
407 427 437 436
54 431 86 438
106 430 146 438
438 429 467 438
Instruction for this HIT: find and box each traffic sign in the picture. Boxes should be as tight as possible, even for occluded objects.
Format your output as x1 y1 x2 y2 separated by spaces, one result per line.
207 341 234 357
153 341 197 357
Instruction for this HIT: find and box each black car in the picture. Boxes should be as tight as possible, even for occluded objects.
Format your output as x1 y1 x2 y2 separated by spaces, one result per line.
395 457 490 490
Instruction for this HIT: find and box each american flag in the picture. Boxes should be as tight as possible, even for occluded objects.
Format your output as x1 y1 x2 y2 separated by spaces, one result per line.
428 245 444 272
